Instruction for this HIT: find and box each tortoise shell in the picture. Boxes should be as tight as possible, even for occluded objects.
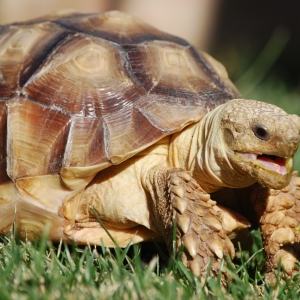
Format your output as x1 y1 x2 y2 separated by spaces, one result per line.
0 11 240 189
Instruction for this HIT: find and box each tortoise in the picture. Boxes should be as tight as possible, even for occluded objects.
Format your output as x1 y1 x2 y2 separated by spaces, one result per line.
1 10 300 279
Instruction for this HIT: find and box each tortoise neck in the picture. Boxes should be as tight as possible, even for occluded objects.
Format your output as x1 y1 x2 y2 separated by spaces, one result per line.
168 103 255 193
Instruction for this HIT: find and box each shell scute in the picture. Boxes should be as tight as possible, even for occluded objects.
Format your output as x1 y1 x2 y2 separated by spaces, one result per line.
7 98 71 179
135 94 208 132
0 22 67 98
125 41 235 103
103 105 164 163
24 34 144 117
64 117 107 167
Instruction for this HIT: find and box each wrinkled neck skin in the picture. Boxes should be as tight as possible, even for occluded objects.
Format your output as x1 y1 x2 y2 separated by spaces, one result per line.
168 104 255 193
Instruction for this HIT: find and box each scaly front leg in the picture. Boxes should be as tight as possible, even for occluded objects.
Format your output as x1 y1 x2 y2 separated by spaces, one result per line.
145 167 235 277
250 172 300 282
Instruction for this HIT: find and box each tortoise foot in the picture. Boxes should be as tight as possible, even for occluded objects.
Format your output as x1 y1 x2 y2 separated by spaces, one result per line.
261 172 300 276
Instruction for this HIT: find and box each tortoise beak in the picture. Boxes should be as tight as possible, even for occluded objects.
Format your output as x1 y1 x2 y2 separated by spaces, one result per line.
237 152 294 189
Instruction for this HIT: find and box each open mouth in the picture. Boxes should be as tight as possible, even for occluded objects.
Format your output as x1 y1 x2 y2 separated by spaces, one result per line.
256 154 288 175
237 153 293 175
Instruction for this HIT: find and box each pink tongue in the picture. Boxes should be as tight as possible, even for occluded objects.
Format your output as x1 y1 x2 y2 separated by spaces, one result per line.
257 156 287 175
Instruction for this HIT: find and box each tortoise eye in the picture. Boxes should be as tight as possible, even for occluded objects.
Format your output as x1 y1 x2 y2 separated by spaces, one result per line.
252 124 270 141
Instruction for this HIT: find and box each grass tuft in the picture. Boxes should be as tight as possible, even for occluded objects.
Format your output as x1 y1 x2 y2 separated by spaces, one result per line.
1 227 300 299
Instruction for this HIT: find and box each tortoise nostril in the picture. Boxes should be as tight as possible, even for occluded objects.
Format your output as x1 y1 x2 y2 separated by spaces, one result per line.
252 124 270 141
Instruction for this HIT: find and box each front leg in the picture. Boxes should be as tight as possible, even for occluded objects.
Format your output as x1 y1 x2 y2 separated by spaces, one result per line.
145 167 234 277
250 172 300 281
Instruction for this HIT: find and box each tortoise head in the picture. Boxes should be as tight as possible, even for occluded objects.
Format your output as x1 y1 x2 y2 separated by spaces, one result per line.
220 99 300 189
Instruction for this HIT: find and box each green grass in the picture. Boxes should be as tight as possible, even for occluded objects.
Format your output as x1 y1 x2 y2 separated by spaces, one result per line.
1 228 299 299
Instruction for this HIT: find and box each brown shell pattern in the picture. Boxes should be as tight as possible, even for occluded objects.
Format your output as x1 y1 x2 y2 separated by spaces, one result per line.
0 11 239 184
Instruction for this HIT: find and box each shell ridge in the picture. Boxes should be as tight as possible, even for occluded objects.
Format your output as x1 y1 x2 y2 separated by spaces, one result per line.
6 102 13 182
4 12 96 27
62 116 76 167
52 13 102 32
53 18 118 43
1 23 73 91
17 96 72 116
20 32 75 90
134 99 178 133
88 37 149 96
112 43 148 95
101 117 111 164
47 119 72 174
62 116 110 167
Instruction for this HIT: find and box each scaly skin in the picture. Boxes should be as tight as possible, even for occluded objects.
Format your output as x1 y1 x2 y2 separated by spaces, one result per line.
248 172 300 283
145 167 235 277
213 172 300 282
